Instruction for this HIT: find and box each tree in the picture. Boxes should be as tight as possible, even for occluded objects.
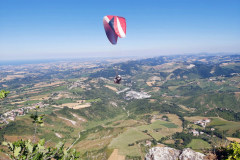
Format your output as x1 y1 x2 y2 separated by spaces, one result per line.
0 90 10 106
3 139 80 160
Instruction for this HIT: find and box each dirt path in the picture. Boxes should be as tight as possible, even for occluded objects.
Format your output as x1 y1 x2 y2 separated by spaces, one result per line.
108 149 125 160
67 131 81 151
58 116 76 126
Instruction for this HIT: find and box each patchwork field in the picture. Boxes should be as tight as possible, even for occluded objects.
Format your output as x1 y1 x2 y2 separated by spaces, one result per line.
208 118 240 134
136 120 181 140
187 139 211 149
184 116 214 122
108 149 125 160
136 121 170 131
109 128 151 156
150 132 164 141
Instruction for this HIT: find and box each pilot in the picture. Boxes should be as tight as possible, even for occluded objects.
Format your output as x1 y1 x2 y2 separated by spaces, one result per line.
114 75 122 84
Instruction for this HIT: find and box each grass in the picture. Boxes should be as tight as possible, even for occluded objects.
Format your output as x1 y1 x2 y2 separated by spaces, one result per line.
23 100 41 105
208 118 240 134
85 98 101 103
55 98 76 104
136 121 168 131
178 104 192 112
161 123 178 128
83 114 126 130
150 132 164 141
136 120 179 131
109 128 151 156
68 88 84 93
187 139 211 150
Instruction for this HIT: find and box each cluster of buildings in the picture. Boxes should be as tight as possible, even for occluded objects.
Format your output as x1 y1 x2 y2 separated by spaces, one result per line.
125 91 151 100
116 88 130 94
190 128 215 137
0 102 49 124
193 118 211 128
190 130 205 136
2 108 25 122
68 80 91 90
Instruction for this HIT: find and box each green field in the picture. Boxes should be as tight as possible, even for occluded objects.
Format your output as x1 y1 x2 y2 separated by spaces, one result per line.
208 118 240 134
136 120 173 131
22 100 41 105
161 123 178 128
85 98 101 103
187 139 211 149
109 128 151 156
150 132 164 141
68 88 84 93
55 98 76 104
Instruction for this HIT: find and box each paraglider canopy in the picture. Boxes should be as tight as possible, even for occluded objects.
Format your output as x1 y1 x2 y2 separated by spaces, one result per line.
103 15 126 45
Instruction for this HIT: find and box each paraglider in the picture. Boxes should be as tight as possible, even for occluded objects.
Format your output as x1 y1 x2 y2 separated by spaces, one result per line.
103 15 126 44
103 15 126 84
114 75 122 84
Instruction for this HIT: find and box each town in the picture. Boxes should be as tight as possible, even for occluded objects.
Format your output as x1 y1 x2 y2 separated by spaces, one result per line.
0 102 49 125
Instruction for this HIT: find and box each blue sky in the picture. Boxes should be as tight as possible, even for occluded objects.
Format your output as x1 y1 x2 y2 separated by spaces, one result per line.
0 0 240 60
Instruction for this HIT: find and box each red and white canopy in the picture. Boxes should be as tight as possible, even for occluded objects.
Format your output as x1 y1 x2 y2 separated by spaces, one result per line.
103 15 126 45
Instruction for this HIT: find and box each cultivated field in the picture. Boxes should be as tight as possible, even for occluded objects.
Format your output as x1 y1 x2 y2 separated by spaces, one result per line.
53 103 91 109
159 114 182 126
163 140 175 144
104 85 118 91
33 81 65 88
137 120 181 139
226 137 240 143
108 149 125 160
184 116 214 122
187 139 211 149
109 128 151 156
0 75 24 82
209 118 240 134
150 132 164 141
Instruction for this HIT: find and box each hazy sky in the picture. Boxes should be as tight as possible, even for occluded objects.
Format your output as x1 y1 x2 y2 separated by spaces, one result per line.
0 0 240 60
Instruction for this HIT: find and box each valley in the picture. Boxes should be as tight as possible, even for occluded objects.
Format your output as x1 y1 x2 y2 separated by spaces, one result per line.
1 54 240 159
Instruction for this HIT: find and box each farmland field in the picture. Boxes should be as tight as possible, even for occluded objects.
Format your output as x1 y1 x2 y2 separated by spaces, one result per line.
161 123 178 128
109 128 151 156
150 132 164 140
187 139 211 149
208 118 240 134
136 120 169 131
227 137 240 143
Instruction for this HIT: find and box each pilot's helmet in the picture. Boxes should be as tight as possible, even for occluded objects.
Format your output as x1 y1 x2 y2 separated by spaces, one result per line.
118 75 121 78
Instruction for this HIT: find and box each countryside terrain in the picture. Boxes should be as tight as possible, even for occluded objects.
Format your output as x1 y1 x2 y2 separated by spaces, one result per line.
1 54 240 159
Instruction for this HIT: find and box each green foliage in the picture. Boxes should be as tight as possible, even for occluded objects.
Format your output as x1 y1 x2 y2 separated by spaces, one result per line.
226 141 240 160
2 139 80 160
30 106 45 127
232 130 240 138
0 90 10 100
55 107 75 119
0 121 34 142
182 93 240 111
